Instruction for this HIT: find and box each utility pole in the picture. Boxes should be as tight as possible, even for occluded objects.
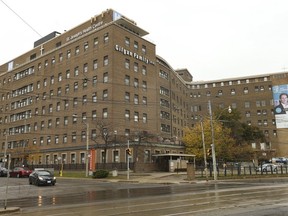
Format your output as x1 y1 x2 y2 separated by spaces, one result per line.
208 100 217 181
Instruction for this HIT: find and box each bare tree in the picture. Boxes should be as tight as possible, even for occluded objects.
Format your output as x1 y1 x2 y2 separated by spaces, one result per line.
93 119 114 168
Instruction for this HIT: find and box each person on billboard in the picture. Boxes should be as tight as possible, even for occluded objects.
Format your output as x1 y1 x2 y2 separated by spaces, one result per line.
274 93 288 114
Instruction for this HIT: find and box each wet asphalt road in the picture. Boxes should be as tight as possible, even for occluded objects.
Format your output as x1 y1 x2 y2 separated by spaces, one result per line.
1 177 288 215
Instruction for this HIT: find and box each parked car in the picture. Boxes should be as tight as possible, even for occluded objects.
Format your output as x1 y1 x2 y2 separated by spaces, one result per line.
0 167 8 177
9 167 32 178
256 163 278 172
29 170 56 186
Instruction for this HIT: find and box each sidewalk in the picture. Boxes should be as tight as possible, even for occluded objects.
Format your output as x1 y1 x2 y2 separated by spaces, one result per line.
0 207 20 215
105 171 196 184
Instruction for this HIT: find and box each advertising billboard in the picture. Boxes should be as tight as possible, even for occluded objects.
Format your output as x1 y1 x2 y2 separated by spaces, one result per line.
272 84 288 128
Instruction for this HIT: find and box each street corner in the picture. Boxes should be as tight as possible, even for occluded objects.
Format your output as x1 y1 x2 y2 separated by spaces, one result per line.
0 207 20 215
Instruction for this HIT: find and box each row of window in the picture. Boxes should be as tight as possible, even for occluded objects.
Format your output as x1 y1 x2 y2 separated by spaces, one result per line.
191 85 272 98
189 77 270 89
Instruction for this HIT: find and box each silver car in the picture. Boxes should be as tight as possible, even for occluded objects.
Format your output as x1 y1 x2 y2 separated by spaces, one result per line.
257 163 277 172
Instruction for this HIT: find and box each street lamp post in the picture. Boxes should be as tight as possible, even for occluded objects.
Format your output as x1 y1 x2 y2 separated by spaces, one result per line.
200 119 208 181
208 100 217 181
208 100 232 181
74 114 90 177
84 122 89 177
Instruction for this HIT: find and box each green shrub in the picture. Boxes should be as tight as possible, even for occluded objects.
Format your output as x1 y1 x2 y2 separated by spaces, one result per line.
92 169 109 178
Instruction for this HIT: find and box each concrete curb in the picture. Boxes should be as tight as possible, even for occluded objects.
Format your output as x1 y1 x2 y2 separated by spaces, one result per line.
0 207 20 215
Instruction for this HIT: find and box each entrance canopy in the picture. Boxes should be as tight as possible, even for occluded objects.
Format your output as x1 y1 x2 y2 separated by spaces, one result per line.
152 153 196 172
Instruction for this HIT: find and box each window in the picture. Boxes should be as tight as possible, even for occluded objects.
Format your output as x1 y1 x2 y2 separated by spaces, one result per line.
143 113 147 123
83 79 88 88
58 73 62 82
142 45 146 54
50 76 55 85
43 78 47 87
92 110 97 120
93 37 99 47
65 84 70 94
64 116 68 126
74 82 78 91
84 42 88 51
103 108 108 118
66 70 70 79
63 134 67 143
59 53 63 62
72 132 76 142
244 101 250 108
83 63 88 73
125 75 130 85
103 89 108 100
56 118 60 127
103 56 108 66
125 37 130 46
159 70 168 80
64 100 69 109
103 72 108 83
82 95 87 104
134 78 139 88
67 50 71 59
134 112 139 122
134 62 139 72
125 110 130 120
75 46 80 55
74 66 79 76
245 111 251 117
93 59 98 70
160 87 169 96
125 59 130 69
49 104 53 113
41 121 45 130
72 115 77 124
125 92 130 102
134 94 139 104
56 102 60 111
73 97 78 107
142 65 147 75
230 89 235 95
142 81 147 91
92 92 97 103
104 33 109 43
48 119 52 128
134 41 138 50
243 87 248 94
92 76 97 86
142 96 147 105
57 87 62 96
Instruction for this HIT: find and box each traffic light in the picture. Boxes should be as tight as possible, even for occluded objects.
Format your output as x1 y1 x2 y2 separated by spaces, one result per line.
207 148 212 157
126 148 132 156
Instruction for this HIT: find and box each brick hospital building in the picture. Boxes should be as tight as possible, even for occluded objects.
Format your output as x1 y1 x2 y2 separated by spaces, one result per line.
0 9 287 171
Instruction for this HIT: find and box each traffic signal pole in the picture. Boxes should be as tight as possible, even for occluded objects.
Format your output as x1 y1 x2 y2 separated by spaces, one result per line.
127 140 129 180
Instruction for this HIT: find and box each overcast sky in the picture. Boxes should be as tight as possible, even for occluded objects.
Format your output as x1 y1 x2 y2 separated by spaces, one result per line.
1 0 288 81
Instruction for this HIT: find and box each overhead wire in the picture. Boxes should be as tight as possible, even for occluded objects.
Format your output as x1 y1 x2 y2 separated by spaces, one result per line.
0 0 42 37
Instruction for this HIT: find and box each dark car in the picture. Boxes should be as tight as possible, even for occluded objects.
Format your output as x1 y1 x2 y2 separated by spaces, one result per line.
9 167 32 178
0 167 8 177
29 170 56 186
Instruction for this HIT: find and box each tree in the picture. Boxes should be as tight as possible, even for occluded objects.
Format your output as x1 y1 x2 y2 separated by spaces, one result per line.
215 107 265 145
183 118 236 164
92 119 114 167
